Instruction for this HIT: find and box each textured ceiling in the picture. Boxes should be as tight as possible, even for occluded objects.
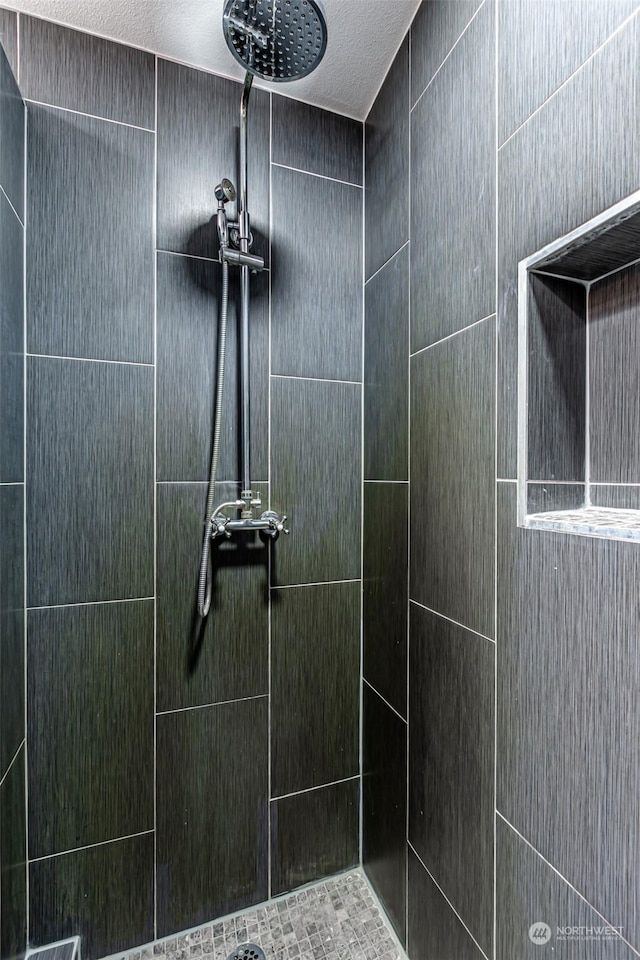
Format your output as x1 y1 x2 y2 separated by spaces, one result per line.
2 0 420 119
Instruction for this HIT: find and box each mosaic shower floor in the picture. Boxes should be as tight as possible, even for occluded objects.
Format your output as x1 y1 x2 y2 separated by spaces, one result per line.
113 871 403 960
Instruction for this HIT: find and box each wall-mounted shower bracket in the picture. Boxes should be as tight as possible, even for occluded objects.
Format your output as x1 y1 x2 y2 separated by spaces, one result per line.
220 245 264 272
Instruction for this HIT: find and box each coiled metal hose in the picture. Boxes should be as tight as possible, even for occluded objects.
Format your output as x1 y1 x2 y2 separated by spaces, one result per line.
197 259 230 618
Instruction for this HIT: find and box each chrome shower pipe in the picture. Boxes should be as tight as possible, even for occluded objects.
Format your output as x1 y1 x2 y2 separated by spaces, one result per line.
239 70 253 516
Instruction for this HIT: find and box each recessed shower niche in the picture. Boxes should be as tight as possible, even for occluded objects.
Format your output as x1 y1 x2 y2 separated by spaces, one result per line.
518 189 640 540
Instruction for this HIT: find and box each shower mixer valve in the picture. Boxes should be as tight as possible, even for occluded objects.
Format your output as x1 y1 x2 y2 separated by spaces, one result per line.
209 504 290 543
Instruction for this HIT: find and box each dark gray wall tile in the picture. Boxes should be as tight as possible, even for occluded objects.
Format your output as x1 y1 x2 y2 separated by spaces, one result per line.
591 484 640 510
0 485 24 780
27 105 154 363
0 745 26 960
497 482 640 948
363 686 406 944
19 17 154 128
409 605 494 956
156 252 268 482
271 780 359 896
364 245 408 481
0 190 23 483
156 699 268 936
271 581 360 796
496 817 637 959
498 0 640 145
27 357 153 606
410 0 483 107
271 166 362 381
497 13 640 477
272 96 362 184
408 849 485 960
589 264 640 483
29 834 154 960
0 35 24 220
28 944 76 960
157 59 269 265
410 318 495 637
363 482 407 717
365 37 408 280
526 482 585 514
410 1 495 352
27 601 153 858
157 482 268 712
0 9 17 78
527 274 586 481
271 377 361 585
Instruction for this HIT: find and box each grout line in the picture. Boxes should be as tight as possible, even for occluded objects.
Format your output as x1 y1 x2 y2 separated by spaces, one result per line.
22 91 29 940
411 0 488 113
496 813 640 959
28 830 155 864
410 313 495 358
364 239 410 286
271 160 362 190
0 739 25 788
0 481 24 486
409 843 491 960
409 599 496 645
493 2 499 955
152 51 158 941
271 373 361 386
528 267 590 287
364 479 409 484
525 479 583 485
156 694 268 717
585 288 591 507
496 478 516 483
23 97 155 133
497 5 640 151
359 114 365 869
272 578 361 590
267 88 273 902
363 678 407 725
405 24 412 942
0 182 24 227
27 352 154 367
591 482 640 487
270 774 360 803
157 247 270 271
157 480 268 485
28 597 154 611
15 10 19 85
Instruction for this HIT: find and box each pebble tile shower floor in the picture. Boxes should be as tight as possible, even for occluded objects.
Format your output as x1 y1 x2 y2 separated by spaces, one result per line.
110 871 403 960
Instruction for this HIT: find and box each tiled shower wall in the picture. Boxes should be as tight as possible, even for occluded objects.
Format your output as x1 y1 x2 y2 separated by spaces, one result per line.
0 12 364 960
363 1 640 959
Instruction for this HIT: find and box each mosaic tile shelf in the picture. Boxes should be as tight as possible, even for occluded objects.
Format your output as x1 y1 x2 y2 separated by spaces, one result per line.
526 506 640 541
106 871 404 960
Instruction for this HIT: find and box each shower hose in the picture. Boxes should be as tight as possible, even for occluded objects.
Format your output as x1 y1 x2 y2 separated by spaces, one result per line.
197 258 229 618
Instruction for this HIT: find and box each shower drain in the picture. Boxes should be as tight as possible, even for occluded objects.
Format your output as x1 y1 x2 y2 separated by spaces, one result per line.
226 943 266 960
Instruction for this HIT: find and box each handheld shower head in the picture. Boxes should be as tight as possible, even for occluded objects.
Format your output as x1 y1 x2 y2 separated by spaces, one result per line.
215 178 237 204
223 0 328 82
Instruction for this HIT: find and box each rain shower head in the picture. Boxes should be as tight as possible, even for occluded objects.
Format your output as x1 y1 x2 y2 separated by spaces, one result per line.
222 0 328 82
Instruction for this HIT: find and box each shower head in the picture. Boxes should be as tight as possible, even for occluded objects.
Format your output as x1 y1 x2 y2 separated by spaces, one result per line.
215 178 237 203
223 0 328 82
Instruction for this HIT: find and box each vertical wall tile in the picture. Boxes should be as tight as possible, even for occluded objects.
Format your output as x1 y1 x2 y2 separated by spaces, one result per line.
410 0 483 106
271 166 362 382
0 191 23 483
409 605 494 956
497 13 640 477
19 17 155 127
156 699 268 937
410 318 495 637
0 10 17 77
272 96 362 184
0 746 27 960
27 601 154 858
0 36 24 220
157 59 269 265
364 245 408 481
27 105 154 363
271 780 359 896
271 582 360 797
498 0 640 145
363 686 407 944
156 482 268 712
410 0 495 352
156 252 268 482
29 834 154 960
271 377 361 586
0 485 24 779
589 264 640 483
365 37 408 280
27 358 153 606
407 849 485 960
497 482 640 948
363 482 407 717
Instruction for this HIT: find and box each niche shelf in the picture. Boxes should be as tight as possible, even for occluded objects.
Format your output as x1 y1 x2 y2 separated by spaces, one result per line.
518 189 640 541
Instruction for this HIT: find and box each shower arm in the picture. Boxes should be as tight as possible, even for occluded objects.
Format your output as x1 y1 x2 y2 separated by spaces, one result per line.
239 70 253 517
